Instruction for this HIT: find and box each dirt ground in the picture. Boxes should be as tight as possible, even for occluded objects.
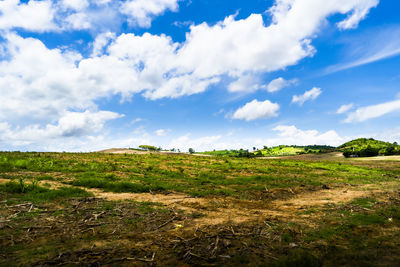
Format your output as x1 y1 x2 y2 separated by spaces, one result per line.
1 152 400 266
0 178 384 227
2 179 399 266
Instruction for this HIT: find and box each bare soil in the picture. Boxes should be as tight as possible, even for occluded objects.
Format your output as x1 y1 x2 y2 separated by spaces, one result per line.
0 177 387 227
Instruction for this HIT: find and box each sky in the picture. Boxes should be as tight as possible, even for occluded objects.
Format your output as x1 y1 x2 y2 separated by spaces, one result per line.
0 0 400 152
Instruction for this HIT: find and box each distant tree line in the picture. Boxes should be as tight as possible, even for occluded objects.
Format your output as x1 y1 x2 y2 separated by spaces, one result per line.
339 138 400 158
138 145 161 151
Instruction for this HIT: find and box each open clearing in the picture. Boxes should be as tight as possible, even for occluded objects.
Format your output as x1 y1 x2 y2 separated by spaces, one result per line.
1 152 400 266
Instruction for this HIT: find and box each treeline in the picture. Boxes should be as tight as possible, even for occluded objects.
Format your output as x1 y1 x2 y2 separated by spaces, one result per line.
133 138 400 158
338 138 400 158
200 149 254 158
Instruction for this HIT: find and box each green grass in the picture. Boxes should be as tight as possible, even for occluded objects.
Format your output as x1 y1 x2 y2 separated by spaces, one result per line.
0 181 93 203
0 151 399 266
259 146 305 156
350 198 376 208
256 145 335 157
71 177 166 193
0 151 396 199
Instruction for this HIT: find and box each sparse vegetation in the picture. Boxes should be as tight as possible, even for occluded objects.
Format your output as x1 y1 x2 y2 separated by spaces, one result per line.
0 150 399 266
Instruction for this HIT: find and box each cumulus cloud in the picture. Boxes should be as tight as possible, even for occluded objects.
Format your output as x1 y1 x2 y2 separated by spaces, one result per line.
228 76 297 94
336 103 354 114
0 110 122 146
0 0 378 34
0 34 91 120
61 0 90 11
64 12 91 30
266 77 297 93
232 100 279 121
91 31 116 56
0 0 378 107
120 0 179 28
292 87 322 106
267 125 344 146
345 99 400 123
0 0 57 32
0 0 180 32
166 125 346 152
0 0 380 150
228 74 262 93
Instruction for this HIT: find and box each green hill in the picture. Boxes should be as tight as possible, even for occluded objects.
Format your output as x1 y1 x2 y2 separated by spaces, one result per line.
338 138 400 158
201 145 336 158
199 149 254 157
256 145 335 157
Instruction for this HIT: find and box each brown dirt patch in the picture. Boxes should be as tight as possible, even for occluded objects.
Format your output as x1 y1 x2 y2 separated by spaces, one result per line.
0 177 392 228
352 155 400 161
72 183 389 228
97 148 150 154
0 178 10 184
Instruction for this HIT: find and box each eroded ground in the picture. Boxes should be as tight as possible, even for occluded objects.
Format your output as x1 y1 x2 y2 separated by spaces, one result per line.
0 152 399 266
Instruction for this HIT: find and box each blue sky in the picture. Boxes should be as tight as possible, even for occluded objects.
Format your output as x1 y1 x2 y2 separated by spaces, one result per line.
0 0 400 152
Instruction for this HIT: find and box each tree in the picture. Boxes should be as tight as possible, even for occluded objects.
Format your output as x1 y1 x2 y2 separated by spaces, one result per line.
139 145 159 151
343 149 353 158
188 148 195 154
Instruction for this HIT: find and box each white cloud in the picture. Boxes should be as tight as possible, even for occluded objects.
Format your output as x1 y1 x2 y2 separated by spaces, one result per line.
0 0 381 150
267 125 344 146
130 118 143 125
228 74 262 93
345 99 400 123
266 77 297 93
0 110 122 146
292 87 322 106
0 0 57 32
61 0 89 11
168 134 223 152
227 75 297 94
336 103 354 114
155 129 170 136
232 99 279 121
48 110 123 137
325 25 400 74
64 12 91 30
372 126 400 144
0 0 180 32
0 0 377 35
0 0 378 104
166 125 347 152
91 31 116 56
336 0 379 30
120 0 179 28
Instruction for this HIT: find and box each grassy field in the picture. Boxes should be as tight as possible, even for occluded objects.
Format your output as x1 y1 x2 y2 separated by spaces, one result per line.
0 151 400 266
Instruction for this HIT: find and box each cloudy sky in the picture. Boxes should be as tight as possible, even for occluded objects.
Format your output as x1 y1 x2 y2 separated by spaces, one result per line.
0 0 400 152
